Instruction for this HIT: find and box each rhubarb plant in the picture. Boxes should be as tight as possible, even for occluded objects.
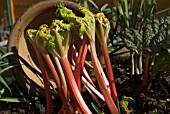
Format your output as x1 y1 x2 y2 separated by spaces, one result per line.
25 2 119 114
26 29 53 114
56 3 118 113
95 13 117 101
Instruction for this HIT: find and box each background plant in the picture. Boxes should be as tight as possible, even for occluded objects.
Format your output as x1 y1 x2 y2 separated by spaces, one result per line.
0 46 36 110
116 0 170 90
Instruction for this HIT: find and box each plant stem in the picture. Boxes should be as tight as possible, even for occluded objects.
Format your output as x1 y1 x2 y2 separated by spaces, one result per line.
90 41 118 114
139 51 143 74
82 76 104 101
53 56 67 97
60 56 92 114
135 53 139 75
82 78 102 108
142 52 151 89
101 41 118 102
43 54 71 113
74 37 88 90
131 51 135 75
83 68 96 89
35 51 52 114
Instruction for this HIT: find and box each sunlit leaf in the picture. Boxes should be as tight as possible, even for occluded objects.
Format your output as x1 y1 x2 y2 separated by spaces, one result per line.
0 76 12 94
0 88 5 97
0 97 29 102
0 52 15 60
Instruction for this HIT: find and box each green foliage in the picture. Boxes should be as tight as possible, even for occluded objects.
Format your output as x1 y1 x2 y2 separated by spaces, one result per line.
55 2 96 41
116 0 170 75
0 47 16 95
79 7 96 41
0 47 33 103
0 97 29 102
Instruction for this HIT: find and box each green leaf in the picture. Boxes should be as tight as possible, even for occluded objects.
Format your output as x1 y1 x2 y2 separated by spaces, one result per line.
155 8 170 16
84 0 89 9
120 96 135 113
0 65 17 74
100 4 109 12
0 88 5 97
140 0 145 12
151 49 170 77
0 97 28 102
130 0 138 28
124 0 129 19
91 102 103 114
0 75 12 94
0 52 15 60
0 47 6 54
0 62 9 67
117 5 124 16
88 0 98 9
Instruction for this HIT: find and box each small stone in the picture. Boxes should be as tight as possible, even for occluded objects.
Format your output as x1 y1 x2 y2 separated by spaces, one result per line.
18 109 25 114
159 100 166 104
152 101 158 106
148 101 152 106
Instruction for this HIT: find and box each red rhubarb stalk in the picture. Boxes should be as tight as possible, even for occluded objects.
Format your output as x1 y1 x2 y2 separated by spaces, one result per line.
73 36 88 90
60 56 92 114
43 54 72 113
36 51 52 114
90 42 118 114
101 42 117 100
26 30 52 114
95 13 117 101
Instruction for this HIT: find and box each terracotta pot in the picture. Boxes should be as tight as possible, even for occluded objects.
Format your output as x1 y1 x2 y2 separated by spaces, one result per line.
7 0 81 97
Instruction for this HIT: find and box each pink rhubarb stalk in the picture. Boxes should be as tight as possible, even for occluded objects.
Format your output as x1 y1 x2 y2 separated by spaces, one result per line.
95 13 117 101
36 51 52 114
43 54 72 113
73 36 88 90
60 56 92 114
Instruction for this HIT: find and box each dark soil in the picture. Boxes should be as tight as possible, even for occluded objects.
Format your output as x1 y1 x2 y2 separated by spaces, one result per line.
0 101 45 114
115 67 170 114
0 63 170 114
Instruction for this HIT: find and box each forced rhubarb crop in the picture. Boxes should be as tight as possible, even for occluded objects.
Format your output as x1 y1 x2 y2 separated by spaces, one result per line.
25 2 119 114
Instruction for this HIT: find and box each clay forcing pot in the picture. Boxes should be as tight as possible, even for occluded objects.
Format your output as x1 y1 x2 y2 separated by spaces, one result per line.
7 0 82 97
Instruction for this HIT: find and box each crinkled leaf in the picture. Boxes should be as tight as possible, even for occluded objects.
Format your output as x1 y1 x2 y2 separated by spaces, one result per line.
50 19 73 53
79 7 96 41
120 96 135 113
95 13 110 43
